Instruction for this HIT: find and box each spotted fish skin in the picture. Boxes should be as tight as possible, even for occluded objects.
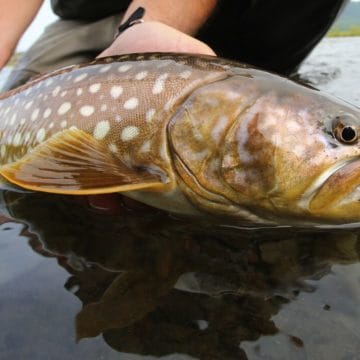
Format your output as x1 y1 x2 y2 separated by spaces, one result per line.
1 53 360 226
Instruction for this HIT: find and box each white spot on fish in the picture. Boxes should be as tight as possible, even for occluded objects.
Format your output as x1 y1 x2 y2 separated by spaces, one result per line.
212 116 228 142
60 91 67 97
52 86 61 97
9 114 16 125
99 64 111 73
124 97 139 110
74 73 88 82
31 108 40 121
146 109 156 122
179 70 192 79
80 105 95 117
13 133 22 147
121 126 139 141
139 140 151 153
0 145 6 158
58 102 72 115
93 121 110 140
43 108 52 118
60 120 67 128
152 73 168 94
89 83 101 93
36 128 46 143
24 132 31 143
76 88 83 96
108 143 118 153
110 85 123 99
135 71 148 80
118 64 132 72
115 115 122 122
25 101 33 110
45 78 53 86
293 145 306 157
20 118 26 125
49 122 54 129
101 104 107 112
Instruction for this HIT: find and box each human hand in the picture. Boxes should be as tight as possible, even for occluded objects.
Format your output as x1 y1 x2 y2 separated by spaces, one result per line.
98 21 215 58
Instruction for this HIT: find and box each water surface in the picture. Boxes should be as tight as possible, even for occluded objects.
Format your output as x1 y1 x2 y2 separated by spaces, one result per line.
0 37 359 360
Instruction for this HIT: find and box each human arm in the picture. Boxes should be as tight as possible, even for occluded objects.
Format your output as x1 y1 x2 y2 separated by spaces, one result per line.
99 0 217 57
0 0 43 68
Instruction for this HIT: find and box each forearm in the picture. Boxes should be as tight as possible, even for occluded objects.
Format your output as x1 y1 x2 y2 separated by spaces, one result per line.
0 0 43 64
122 0 218 35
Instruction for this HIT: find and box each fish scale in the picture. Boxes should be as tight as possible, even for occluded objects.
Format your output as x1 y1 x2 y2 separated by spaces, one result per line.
0 53 360 226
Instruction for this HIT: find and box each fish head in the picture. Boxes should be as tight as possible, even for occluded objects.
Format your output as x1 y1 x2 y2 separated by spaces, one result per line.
170 71 360 225
221 76 360 225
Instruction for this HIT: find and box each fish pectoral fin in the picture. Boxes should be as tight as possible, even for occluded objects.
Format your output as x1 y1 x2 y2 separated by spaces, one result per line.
0 128 167 195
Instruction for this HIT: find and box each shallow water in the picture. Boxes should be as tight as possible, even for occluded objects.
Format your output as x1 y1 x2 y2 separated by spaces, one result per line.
0 37 359 360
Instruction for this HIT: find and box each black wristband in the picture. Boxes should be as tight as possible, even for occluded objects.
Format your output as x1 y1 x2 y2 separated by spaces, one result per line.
114 6 146 39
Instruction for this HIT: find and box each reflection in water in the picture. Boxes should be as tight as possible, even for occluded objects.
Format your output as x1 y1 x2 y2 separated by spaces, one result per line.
0 190 359 359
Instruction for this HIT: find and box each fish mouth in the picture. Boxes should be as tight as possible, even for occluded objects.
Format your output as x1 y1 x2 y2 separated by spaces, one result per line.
299 157 360 213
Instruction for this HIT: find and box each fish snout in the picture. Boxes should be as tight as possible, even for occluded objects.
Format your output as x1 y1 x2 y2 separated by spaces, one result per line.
305 158 360 222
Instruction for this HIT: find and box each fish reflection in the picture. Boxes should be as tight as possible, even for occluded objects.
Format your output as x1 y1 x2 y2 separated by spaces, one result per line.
1 191 360 359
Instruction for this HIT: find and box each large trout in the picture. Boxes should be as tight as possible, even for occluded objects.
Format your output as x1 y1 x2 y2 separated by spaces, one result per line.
0 53 359 225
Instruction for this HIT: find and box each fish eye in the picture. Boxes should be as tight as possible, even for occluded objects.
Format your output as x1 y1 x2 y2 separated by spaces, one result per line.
332 115 359 145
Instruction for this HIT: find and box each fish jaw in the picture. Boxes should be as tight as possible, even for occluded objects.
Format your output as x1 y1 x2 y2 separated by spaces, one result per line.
302 157 360 223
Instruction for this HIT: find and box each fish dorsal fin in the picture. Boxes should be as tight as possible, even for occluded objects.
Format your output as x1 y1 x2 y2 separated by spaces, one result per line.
0 129 166 195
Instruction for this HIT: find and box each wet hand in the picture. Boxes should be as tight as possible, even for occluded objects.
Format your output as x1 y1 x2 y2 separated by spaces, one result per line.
98 21 215 58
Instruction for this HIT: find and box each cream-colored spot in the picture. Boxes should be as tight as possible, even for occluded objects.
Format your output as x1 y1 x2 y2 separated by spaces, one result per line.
49 122 54 129
121 126 139 141
135 71 148 80
60 120 67 128
74 73 88 82
118 64 132 72
60 90 67 97
45 78 53 86
43 108 52 118
80 105 95 117
146 108 156 122
20 118 26 125
7 135 13 144
31 108 40 121
99 64 111 73
110 85 123 99
293 145 305 157
179 70 192 79
58 102 72 115
36 128 46 143
93 121 110 140
13 133 22 147
101 104 107 112
24 132 31 142
109 143 118 153
9 114 17 125
76 88 83 96
115 115 122 122
139 140 151 153
25 101 33 110
52 86 61 97
89 83 101 93
152 73 169 94
123 97 139 110
1 145 6 158
69 126 78 131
